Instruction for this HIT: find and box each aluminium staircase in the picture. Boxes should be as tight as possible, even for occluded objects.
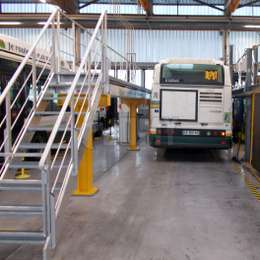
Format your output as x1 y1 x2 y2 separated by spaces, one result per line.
0 9 108 259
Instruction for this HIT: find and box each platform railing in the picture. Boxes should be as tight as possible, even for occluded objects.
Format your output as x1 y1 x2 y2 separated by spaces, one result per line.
61 11 138 84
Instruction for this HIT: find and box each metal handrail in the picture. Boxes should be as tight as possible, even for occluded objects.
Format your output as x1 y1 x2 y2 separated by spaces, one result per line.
0 8 59 107
61 12 128 62
61 11 139 79
39 11 107 170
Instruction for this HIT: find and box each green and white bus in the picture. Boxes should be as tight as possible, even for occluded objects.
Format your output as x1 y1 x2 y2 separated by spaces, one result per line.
149 58 232 149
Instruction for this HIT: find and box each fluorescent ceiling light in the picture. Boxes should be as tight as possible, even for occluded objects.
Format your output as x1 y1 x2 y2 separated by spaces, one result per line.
244 25 260 28
38 22 63 25
0 21 22 25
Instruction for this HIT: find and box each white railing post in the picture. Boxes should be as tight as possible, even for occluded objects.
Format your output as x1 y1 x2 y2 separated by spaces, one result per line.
32 50 37 108
72 22 76 72
70 99 78 177
4 92 11 159
52 18 57 74
56 10 61 74
101 13 108 92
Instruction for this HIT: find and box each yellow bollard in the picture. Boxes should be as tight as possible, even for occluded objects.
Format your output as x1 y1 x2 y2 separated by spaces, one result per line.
129 104 138 151
121 98 149 151
68 94 110 196
73 128 98 196
16 168 30 179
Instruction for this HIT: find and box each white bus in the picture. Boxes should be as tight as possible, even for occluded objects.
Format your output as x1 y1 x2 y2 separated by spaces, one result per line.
149 58 232 149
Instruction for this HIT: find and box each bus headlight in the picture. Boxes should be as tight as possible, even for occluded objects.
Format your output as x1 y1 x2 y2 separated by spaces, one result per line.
221 131 226 137
226 131 232 137
149 128 156 135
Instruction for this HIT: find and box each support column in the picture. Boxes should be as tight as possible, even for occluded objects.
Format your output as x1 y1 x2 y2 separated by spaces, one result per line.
72 94 110 196
253 46 258 86
129 104 138 151
72 99 98 196
74 26 81 68
222 30 230 65
229 44 234 84
121 98 149 151
73 128 98 196
141 69 145 88
245 48 253 92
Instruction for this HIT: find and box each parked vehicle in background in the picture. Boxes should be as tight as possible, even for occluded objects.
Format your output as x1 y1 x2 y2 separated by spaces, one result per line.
149 58 232 149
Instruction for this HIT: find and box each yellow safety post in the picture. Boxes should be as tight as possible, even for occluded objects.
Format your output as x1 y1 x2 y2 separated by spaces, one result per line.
121 98 149 151
72 94 111 196
16 168 30 179
73 128 98 196
129 103 138 151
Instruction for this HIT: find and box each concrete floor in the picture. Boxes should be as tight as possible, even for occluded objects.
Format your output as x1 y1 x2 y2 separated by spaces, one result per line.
1 138 260 260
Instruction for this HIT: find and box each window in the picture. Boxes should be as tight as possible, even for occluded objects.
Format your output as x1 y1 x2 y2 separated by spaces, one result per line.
160 63 224 85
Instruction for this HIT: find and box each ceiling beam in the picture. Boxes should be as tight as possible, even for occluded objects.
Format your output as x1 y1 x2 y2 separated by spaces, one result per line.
0 13 260 31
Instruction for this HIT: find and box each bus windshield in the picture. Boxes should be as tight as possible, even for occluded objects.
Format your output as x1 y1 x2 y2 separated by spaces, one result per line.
160 63 224 85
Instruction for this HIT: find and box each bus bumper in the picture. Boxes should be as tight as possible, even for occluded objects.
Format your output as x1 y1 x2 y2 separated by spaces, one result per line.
149 134 232 149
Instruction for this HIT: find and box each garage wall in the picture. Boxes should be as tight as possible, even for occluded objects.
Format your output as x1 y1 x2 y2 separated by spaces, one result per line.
0 28 260 63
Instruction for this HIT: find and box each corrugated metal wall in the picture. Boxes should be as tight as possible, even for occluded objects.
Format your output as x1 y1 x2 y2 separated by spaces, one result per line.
1 3 56 13
107 30 222 61
0 28 260 63
230 32 260 62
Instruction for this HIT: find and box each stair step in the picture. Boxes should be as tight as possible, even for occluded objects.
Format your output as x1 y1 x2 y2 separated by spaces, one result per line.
0 231 46 244
0 205 43 216
0 180 42 191
9 161 40 169
9 161 69 169
35 111 61 115
19 143 69 150
0 152 42 157
27 126 72 132
41 97 58 101
35 111 86 116
49 82 95 88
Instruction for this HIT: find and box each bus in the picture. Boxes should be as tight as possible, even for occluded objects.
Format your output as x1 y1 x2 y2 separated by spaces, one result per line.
149 58 232 149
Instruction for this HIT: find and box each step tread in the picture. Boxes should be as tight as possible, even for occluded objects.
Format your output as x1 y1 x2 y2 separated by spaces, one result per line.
9 161 40 169
9 161 69 169
0 152 42 157
19 143 69 149
0 179 42 191
0 205 43 215
27 126 72 131
0 231 46 244
35 111 86 116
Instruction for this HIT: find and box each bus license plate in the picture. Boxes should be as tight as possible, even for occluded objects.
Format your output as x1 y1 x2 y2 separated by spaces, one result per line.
182 130 200 136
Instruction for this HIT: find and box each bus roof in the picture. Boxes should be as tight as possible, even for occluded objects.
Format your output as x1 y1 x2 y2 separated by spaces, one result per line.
0 33 70 70
158 58 224 66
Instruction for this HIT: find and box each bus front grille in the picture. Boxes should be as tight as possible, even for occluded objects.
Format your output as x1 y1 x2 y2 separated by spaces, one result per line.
199 92 222 103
